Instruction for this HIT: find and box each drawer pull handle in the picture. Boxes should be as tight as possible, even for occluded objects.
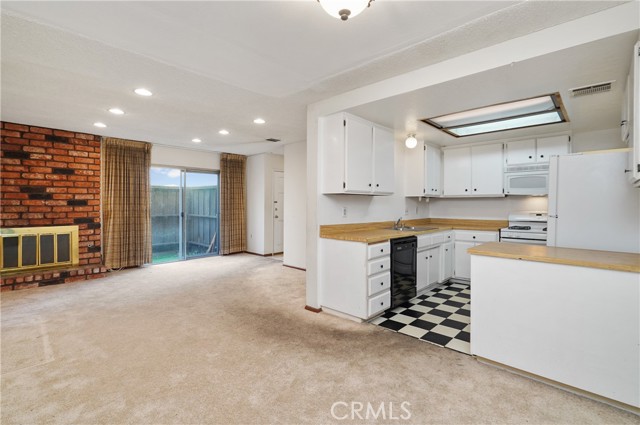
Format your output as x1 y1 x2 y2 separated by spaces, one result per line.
528 155 532 159
380 282 383 285
472 236 476 239
380 249 383 252
380 265 383 268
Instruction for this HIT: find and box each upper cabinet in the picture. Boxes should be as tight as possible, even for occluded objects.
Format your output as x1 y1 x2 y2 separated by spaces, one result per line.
505 135 570 166
321 112 395 195
443 143 503 196
404 141 442 197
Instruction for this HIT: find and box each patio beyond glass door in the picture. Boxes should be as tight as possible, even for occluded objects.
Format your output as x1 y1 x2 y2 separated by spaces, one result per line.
150 167 219 264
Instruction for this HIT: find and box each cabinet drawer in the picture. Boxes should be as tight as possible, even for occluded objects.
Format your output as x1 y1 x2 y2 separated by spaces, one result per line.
368 272 390 296
431 232 445 245
367 242 390 260
367 257 390 275
455 230 498 243
368 291 391 317
417 234 433 248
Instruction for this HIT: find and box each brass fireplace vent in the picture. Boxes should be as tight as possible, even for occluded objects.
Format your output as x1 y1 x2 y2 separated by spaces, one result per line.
0 226 79 273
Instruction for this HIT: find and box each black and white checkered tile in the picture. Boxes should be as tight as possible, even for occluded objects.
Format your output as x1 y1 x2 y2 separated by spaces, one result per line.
370 281 471 354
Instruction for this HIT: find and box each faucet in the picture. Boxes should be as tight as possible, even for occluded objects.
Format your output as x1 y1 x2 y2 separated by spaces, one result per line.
394 217 403 230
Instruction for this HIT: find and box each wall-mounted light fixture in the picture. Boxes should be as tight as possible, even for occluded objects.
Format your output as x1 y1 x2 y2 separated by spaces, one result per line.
405 134 418 149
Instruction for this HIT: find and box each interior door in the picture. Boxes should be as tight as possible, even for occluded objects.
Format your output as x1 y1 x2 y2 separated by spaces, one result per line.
272 171 284 254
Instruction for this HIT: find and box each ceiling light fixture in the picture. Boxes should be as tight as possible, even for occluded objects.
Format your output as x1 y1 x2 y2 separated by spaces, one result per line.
93 122 107 128
422 93 568 137
405 134 418 149
108 108 124 115
253 118 266 124
318 0 373 21
218 129 229 135
134 88 153 96
192 138 202 143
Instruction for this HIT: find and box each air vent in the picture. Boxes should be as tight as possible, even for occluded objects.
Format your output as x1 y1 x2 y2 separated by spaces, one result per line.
569 81 614 97
266 138 280 143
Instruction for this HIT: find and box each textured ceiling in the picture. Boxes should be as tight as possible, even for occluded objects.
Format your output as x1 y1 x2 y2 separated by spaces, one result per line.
0 1 628 155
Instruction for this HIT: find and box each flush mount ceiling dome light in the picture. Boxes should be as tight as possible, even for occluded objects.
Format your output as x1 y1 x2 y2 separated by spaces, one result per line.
318 0 373 21
422 93 568 137
405 134 418 149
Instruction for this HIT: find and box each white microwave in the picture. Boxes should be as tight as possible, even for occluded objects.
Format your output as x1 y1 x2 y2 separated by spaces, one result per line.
504 168 549 196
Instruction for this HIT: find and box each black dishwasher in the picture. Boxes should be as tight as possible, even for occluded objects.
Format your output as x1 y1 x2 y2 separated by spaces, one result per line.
390 236 417 309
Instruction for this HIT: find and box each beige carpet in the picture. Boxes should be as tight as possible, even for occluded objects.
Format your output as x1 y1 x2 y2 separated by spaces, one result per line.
1 254 636 424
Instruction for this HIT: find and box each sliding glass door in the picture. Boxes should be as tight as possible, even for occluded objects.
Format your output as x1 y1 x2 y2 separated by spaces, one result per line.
150 167 219 264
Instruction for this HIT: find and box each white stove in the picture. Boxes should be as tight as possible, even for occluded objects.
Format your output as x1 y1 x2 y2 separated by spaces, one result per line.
500 211 548 245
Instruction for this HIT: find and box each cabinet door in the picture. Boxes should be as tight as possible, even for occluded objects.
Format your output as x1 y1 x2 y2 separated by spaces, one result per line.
441 242 454 282
443 147 471 196
345 117 373 193
427 246 441 285
425 145 442 196
471 144 503 195
454 241 474 279
416 249 429 292
372 126 395 194
536 135 569 162
506 139 536 165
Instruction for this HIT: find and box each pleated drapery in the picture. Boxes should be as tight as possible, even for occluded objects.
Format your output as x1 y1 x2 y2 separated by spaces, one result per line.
101 137 152 268
220 153 247 255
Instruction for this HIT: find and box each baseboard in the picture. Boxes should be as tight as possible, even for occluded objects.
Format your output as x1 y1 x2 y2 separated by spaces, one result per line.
244 251 283 257
304 305 322 313
476 357 640 416
284 264 306 271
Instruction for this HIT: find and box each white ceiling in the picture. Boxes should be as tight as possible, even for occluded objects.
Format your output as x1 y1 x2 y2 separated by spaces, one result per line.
0 1 628 155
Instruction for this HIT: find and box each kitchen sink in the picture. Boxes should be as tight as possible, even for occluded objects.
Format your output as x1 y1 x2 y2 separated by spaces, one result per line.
390 226 438 232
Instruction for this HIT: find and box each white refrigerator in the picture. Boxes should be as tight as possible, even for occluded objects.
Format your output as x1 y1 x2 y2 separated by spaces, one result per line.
547 150 640 253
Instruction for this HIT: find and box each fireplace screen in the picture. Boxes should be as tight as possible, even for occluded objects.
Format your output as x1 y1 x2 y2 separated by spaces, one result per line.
0 226 79 273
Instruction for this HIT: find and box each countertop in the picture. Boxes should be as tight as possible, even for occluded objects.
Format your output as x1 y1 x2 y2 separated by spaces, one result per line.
469 242 640 273
320 218 507 244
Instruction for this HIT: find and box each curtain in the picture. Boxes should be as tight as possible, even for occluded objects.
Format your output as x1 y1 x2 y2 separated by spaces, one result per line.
101 137 152 268
220 153 247 255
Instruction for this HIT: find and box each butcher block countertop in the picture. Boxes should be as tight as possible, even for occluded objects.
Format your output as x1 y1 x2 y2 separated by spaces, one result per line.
320 218 507 244
469 242 640 273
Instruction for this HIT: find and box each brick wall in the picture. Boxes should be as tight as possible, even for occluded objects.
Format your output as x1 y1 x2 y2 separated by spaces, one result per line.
0 121 107 290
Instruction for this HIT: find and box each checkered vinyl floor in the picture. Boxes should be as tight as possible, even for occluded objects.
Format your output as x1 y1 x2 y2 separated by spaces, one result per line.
370 281 471 354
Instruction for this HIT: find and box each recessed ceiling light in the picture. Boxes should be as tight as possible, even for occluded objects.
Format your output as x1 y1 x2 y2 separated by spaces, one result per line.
108 108 124 115
93 122 107 128
253 118 266 124
192 138 202 143
218 129 229 135
134 88 153 96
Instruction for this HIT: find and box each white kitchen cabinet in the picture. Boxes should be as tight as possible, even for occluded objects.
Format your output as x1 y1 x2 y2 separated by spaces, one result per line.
441 241 454 282
443 144 503 196
471 144 504 195
321 239 391 319
443 147 472 195
404 141 442 197
417 245 440 292
453 230 499 280
506 136 569 165
373 126 395 194
320 112 394 195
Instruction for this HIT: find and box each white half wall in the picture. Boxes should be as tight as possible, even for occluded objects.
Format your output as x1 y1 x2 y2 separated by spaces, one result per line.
151 145 220 170
246 153 284 255
428 197 548 220
284 142 307 269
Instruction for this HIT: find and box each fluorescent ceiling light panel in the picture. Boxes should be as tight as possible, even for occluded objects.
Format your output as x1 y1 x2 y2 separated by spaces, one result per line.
422 93 567 137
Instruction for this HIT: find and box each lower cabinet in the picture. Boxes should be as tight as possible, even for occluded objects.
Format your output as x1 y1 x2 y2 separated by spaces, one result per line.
417 245 440 292
441 241 454 282
453 230 499 280
321 239 391 320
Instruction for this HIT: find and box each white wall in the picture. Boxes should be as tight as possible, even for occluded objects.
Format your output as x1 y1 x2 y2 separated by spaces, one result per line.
246 153 284 255
151 144 220 170
429 197 548 220
284 142 307 269
572 127 625 152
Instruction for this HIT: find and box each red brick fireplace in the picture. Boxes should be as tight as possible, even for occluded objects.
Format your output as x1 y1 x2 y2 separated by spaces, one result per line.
1 121 107 290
